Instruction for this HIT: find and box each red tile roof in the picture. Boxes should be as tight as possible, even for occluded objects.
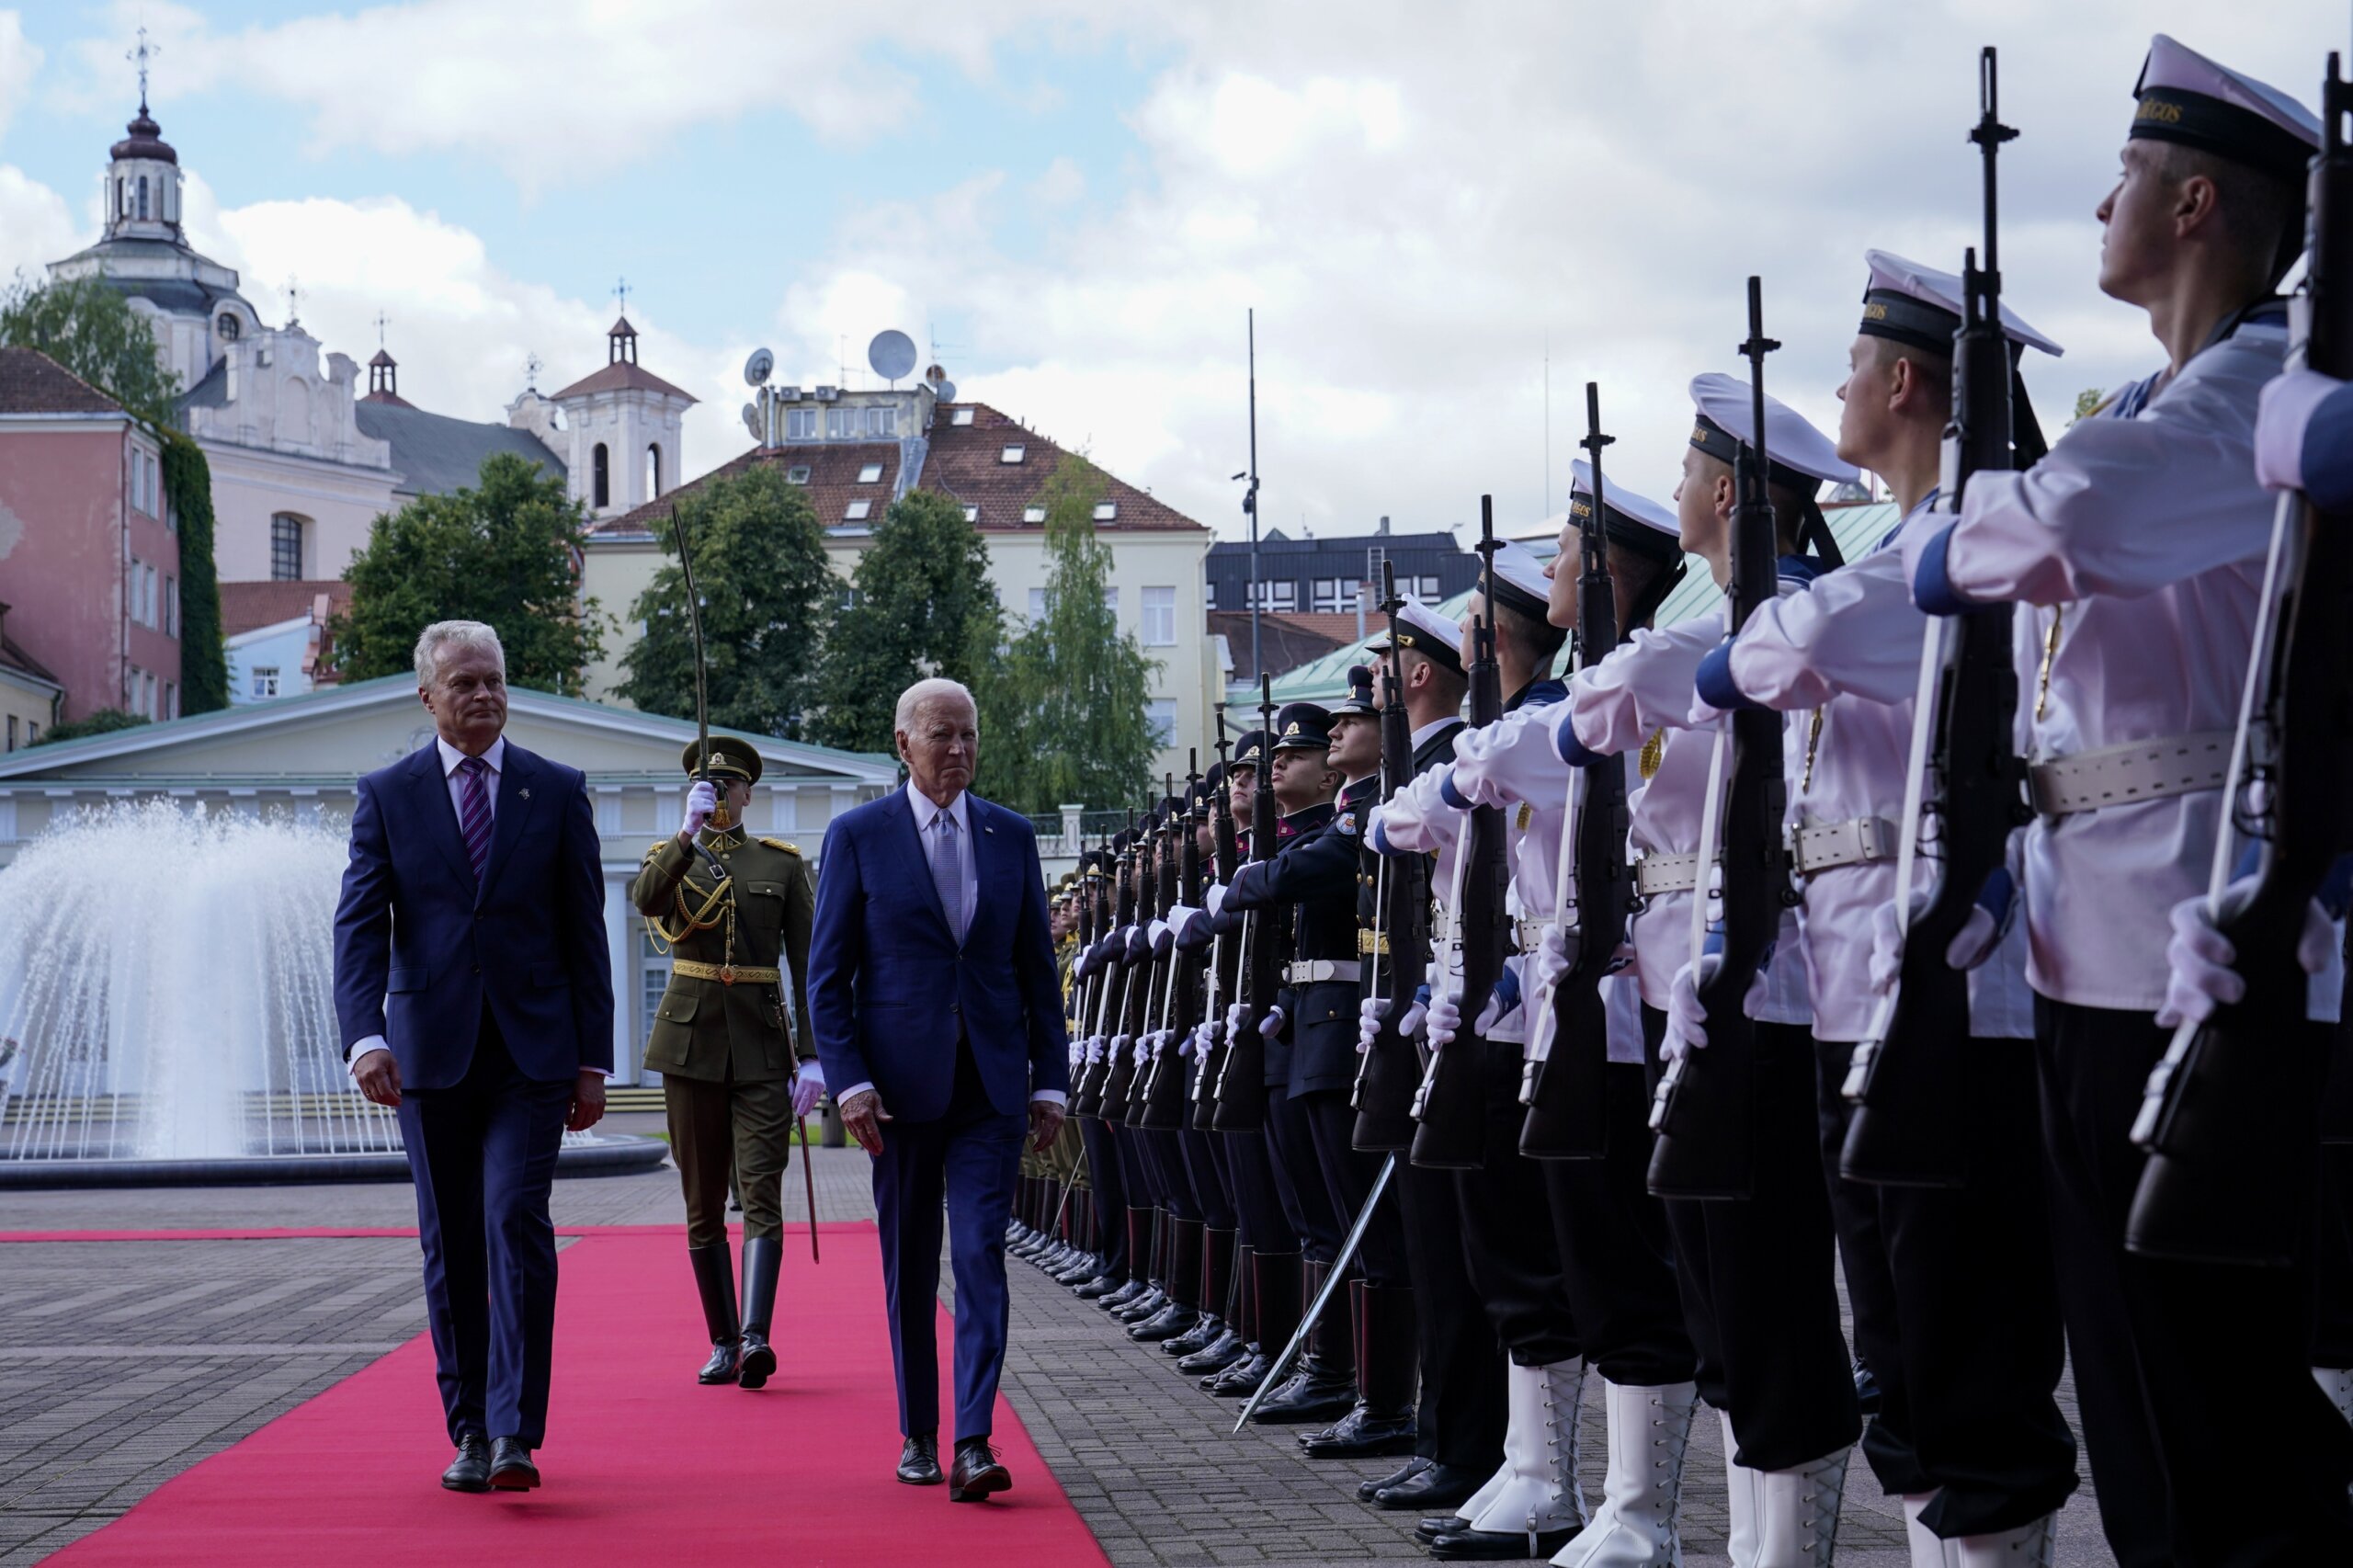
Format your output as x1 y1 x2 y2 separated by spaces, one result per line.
547 359 697 404
592 442 903 539
219 579 353 638
0 348 126 416
1209 610 1346 683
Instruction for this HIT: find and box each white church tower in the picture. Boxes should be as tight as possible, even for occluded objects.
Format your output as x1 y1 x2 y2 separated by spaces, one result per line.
547 314 694 519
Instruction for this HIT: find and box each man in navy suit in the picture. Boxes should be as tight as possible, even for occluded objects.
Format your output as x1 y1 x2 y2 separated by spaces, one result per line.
809 677 1070 1501
333 620 614 1494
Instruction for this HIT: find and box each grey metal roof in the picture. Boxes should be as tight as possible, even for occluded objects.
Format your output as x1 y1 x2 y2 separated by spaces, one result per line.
353 400 567 498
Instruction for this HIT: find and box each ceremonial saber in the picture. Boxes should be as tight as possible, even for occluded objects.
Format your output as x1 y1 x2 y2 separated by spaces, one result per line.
798 1111 820 1264
1048 1146 1088 1240
667 502 728 883
1234 1153 1395 1433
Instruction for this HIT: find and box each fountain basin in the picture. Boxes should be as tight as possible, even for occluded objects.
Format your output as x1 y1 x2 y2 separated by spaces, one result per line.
0 1132 672 1189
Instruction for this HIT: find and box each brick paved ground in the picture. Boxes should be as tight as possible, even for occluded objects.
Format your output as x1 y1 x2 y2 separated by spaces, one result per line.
0 1150 2116 1565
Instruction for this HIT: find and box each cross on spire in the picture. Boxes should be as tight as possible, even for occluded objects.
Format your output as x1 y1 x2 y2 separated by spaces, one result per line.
373 310 389 348
285 276 301 326
613 276 631 314
525 351 543 391
127 26 160 114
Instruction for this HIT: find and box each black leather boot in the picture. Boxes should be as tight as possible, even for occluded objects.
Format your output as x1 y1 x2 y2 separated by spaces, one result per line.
1129 1217 1202 1341
737 1236 781 1390
1248 1259 1357 1425
1182 1241 1251 1376
1098 1207 1154 1309
1300 1280 1417 1457
1114 1209 1169 1320
689 1244 741 1385
1166 1224 1235 1356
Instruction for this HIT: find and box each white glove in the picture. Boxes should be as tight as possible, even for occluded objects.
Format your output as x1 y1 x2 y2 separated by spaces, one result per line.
1660 955 1769 1063
678 778 718 841
1357 996 1385 1054
2255 367 2342 494
1225 1003 1248 1042
1132 1034 1152 1066
1426 992 1462 1051
1257 1005 1286 1038
2155 877 2336 1028
1205 881 1229 916
1083 1035 1104 1064
790 1059 825 1119
1866 888 2006 997
1532 926 1576 995
1177 1027 1200 1059
1109 1033 1131 1065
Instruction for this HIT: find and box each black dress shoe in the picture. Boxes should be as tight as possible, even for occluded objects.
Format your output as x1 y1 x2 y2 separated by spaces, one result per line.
1113 1286 1168 1323
487 1437 540 1492
440 1432 492 1493
1427 1526 1575 1560
1358 1454 1427 1502
1073 1272 1123 1299
1298 1403 1416 1459
1203 1347 1271 1396
897 1433 943 1485
1245 1365 1358 1426
1126 1301 1199 1342
1415 1515 1470 1545
1852 1355 1882 1415
1380 1460 1487 1512
1097 1278 1146 1310
948 1437 1012 1503
1163 1313 1222 1357
697 1337 742 1385
1175 1328 1246 1377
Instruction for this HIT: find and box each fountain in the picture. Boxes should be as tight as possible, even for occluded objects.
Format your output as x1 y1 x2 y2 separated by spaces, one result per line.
0 801 665 1187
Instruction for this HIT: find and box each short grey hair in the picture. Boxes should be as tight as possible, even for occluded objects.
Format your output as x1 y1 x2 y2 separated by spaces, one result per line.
414 620 506 687
894 677 977 735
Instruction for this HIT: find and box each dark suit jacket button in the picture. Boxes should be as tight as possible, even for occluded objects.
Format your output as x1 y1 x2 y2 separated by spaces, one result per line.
472 964 483 975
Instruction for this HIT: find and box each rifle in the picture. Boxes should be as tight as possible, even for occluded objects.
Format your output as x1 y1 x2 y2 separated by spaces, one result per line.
1842 48 2043 1187
1101 823 1151 1119
1193 713 1242 1131
1522 383 1630 1160
1075 836 1120 1118
2127 46 2353 1267
1126 781 1181 1127
1214 676 1279 1132
1648 278 1796 1200
1086 824 1141 1116
1409 498 1507 1170
1354 563 1433 1152
1142 773 1200 1129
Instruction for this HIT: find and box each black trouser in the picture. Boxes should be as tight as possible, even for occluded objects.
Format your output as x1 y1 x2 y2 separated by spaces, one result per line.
1448 1035 1580 1368
1401 1154 1507 1468
2034 998 2353 1565
1267 1085 1344 1262
1180 1127 1238 1232
1813 1036 2077 1536
2317 1028 2353 1369
1540 1062 1695 1388
1300 1087 1410 1288
1642 1006 1857 1471
1078 1116 1128 1277
1144 1128 1201 1224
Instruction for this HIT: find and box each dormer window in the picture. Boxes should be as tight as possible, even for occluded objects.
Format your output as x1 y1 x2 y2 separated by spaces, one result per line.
1000 445 1025 464
962 505 980 523
1023 505 1047 524
786 465 812 484
217 313 240 342
857 462 883 483
845 500 871 520
951 408 975 426
1094 502 1118 521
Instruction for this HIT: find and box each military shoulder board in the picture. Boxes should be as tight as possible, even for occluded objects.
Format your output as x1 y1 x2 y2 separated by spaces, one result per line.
758 837 801 856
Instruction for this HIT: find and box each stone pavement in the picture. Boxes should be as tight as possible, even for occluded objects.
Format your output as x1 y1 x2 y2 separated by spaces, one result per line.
0 1148 2117 1566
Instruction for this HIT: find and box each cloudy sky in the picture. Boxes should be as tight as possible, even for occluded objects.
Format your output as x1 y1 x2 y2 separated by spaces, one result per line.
0 2 2343 540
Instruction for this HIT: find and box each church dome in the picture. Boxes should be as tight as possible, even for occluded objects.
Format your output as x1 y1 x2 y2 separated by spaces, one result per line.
110 108 177 166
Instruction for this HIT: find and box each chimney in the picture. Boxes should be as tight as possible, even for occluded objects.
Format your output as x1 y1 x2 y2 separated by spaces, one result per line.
1377 515 1391 536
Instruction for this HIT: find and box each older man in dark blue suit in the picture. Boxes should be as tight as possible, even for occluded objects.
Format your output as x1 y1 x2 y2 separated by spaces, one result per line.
809 677 1070 1502
333 619 613 1494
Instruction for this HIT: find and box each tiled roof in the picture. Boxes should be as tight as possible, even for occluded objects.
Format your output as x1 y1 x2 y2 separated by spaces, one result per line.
0 630 60 688
590 442 903 540
547 359 696 404
1210 610 1346 684
919 404 1204 533
219 579 353 638
0 348 126 416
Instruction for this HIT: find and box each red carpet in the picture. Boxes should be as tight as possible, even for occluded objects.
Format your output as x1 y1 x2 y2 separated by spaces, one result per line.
46 1223 1111 1567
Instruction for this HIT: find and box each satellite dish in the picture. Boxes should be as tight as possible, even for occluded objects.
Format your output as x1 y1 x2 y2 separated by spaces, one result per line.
741 403 762 441
867 329 917 383
934 380 958 403
744 347 774 387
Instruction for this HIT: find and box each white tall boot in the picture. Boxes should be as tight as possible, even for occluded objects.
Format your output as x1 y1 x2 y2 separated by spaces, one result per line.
1720 1410 1761 1567
2317 1366 2353 1427
1551 1380 1696 1567
1467 1358 1592 1541
1901 1494 1958 1568
1752 1445 1847 1566
1953 1514 2054 1567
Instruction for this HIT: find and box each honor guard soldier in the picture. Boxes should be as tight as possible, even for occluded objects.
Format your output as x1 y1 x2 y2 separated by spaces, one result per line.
631 739 823 1390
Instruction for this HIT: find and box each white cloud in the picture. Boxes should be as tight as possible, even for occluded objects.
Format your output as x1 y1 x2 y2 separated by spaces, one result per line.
0 164 78 289
0 10 40 146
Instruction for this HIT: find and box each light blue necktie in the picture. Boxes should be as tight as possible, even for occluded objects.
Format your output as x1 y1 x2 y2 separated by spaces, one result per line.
930 812 966 945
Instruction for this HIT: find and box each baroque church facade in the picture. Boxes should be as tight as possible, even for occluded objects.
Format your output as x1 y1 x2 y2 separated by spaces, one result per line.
48 97 695 588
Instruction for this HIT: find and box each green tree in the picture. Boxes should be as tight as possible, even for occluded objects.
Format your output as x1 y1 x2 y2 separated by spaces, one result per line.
619 466 834 740
33 709 149 746
812 489 1003 753
978 455 1158 812
0 275 181 426
2071 386 2108 426
162 432 228 713
330 451 600 693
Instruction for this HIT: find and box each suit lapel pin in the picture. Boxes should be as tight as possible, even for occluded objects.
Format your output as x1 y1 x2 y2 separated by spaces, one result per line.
520 788 531 800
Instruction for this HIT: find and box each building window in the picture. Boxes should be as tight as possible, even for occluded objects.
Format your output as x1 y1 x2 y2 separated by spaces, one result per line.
24 722 36 744
645 443 662 499
857 462 883 483
137 176 148 221
951 407 975 426
837 587 863 612
165 577 178 638
1103 585 1120 619
1204 580 1218 611
1000 445 1025 464
252 666 281 700
845 500 871 520
1027 587 1048 622
962 505 979 523
787 408 819 440
1249 580 1297 613
827 407 860 439
786 465 812 484
1145 699 1177 746
1022 505 1046 524
6 716 15 750
270 514 305 581
1142 586 1176 646
1311 578 1359 614
165 682 177 719
217 312 240 342
1094 502 1118 521
591 443 610 509
864 406 896 437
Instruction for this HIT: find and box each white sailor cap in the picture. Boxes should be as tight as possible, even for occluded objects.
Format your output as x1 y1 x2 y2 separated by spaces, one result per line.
1568 458 1684 564
2133 35 2320 181
1480 540 1553 619
1859 250 2064 360
1370 594 1465 677
1687 373 1859 490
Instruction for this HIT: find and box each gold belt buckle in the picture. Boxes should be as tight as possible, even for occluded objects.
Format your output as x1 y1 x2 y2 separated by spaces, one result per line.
719 964 737 985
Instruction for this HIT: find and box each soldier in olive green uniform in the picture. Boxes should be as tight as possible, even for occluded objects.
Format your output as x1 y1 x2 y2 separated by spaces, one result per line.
631 740 819 1389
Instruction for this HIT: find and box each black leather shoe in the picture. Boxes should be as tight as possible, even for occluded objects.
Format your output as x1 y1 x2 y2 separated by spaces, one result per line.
1175 1327 1246 1377
896 1433 943 1485
697 1338 741 1385
1358 1454 1427 1502
1415 1515 1470 1544
487 1437 539 1492
1852 1355 1882 1415
1427 1526 1574 1560
1245 1365 1358 1426
1203 1347 1271 1396
1113 1286 1168 1323
1299 1402 1416 1459
948 1437 1012 1503
1074 1272 1123 1299
1050 1253 1098 1285
440 1432 492 1493
1380 1461 1487 1512
1097 1278 1147 1310
1163 1313 1223 1357
1126 1301 1199 1342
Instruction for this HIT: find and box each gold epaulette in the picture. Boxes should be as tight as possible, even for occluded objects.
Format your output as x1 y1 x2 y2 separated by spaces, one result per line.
643 838 670 861
758 836 801 855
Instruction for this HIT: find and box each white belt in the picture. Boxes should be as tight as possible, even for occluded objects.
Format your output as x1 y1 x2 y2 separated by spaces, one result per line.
1785 815 1896 878
2029 730 2235 816
1285 960 1362 985
1513 918 1546 954
1632 851 1714 898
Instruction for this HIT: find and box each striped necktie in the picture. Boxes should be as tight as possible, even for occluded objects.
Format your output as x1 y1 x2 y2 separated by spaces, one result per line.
456 756 494 883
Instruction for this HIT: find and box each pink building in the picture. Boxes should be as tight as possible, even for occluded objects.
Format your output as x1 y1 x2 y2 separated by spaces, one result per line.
0 348 182 724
